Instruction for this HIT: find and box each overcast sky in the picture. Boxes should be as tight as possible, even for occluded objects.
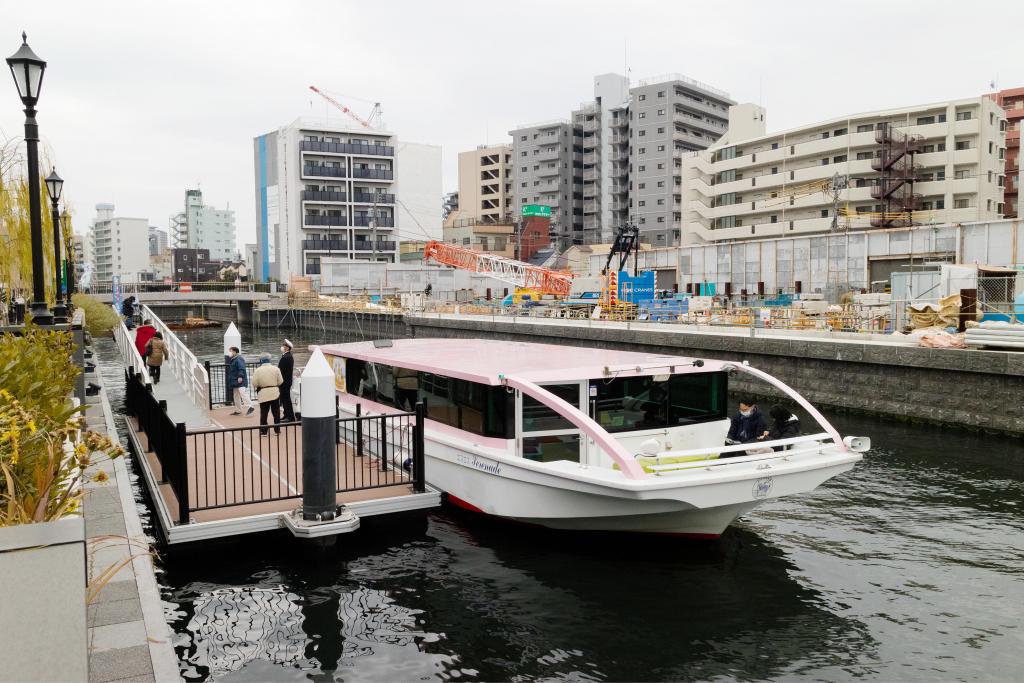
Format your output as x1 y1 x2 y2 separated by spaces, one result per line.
2 0 1021 252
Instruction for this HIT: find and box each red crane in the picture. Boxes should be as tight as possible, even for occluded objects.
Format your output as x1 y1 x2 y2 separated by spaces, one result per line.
423 241 573 297
309 85 376 130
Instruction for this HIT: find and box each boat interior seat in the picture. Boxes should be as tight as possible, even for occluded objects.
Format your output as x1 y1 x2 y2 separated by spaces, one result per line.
613 453 720 474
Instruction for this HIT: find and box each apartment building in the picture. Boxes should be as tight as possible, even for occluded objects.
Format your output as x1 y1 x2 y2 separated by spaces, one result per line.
458 144 513 224
87 203 150 284
510 120 573 248
681 96 1008 243
510 73 732 250
627 74 734 246
990 87 1023 217
253 118 441 283
169 190 236 260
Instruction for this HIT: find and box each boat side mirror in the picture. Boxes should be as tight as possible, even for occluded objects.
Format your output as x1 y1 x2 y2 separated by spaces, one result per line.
843 436 871 452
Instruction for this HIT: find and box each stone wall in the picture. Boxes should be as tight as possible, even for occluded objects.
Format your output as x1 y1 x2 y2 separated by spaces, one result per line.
406 316 1024 436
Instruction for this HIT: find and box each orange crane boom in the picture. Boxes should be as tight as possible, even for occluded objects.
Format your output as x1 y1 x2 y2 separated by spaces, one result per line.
309 85 374 130
423 240 573 297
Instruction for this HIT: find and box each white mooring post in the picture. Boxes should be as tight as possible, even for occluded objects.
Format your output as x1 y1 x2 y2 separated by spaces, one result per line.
223 322 242 405
300 346 337 521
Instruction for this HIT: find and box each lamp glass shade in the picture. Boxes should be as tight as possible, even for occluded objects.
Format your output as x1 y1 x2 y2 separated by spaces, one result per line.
6 34 46 102
45 168 63 202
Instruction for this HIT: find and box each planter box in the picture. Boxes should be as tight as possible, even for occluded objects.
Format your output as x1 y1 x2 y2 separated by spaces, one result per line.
0 516 88 682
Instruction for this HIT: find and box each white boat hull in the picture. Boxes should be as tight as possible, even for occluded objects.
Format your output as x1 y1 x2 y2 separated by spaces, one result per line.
417 434 857 538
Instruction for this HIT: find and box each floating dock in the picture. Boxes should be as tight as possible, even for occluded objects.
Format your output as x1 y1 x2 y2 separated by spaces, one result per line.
113 306 439 545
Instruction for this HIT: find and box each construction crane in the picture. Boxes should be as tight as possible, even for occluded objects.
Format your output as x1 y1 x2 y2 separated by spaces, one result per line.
423 240 574 297
308 85 382 130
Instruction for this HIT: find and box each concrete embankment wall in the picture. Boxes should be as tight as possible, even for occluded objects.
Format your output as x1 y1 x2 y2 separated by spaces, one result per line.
256 307 409 340
405 316 1024 436
144 302 238 324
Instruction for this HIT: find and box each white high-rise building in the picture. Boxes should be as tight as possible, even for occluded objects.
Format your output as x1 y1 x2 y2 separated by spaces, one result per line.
170 190 236 260
87 203 150 284
252 117 441 283
680 96 1007 243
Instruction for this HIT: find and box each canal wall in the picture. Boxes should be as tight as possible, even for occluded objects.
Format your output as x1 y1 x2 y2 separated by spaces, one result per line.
404 315 1024 436
256 307 408 340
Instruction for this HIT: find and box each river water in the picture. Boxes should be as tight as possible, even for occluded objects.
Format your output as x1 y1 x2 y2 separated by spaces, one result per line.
96 326 1024 682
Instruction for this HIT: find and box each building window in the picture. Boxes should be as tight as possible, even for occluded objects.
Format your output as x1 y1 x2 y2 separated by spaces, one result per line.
833 155 847 163
657 145 665 151
856 151 872 160
657 127 665 134
657 91 665 98
938 142 946 152
638 200 646 207
657 198 665 205
639 130 646 136
989 142 994 153
955 141 970 151
955 111 972 121
987 199 992 211
936 199 945 209
771 142 779 150
639 165 646 172
638 183 646 189
856 124 873 133
521 151 527 157
937 170 945 180
657 109 665 116
954 198 969 209
657 163 664 169
638 94 646 101
638 147 646 154
520 135 527 141
917 116 935 125
657 217 665 223
834 128 847 136
821 158 830 165
639 112 646 119
657 181 665 188
770 215 778 223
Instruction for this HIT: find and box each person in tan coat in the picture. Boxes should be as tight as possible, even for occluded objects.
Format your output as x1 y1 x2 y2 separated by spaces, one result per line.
252 352 284 435
144 333 167 384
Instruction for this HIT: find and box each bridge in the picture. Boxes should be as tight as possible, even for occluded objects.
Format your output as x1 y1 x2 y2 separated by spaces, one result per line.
88 282 275 303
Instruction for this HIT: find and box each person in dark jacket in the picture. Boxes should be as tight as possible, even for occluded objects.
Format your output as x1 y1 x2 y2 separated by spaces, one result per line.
226 346 254 416
278 339 295 422
764 404 800 450
120 295 136 329
726 399 769 445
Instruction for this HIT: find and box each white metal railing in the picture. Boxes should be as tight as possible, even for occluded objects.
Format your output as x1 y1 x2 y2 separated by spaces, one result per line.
140 304 209 410
643 432 834 474
112 305 152 385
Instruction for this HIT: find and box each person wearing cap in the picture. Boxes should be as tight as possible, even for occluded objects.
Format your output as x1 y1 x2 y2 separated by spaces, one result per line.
278 339 296 421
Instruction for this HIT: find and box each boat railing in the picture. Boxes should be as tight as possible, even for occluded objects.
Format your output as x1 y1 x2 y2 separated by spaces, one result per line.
141 304 209 410
643 432 836 475
112 305 152 385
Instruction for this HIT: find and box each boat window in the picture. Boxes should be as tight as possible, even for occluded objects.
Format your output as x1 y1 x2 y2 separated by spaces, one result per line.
523 434 581 463
522 383 581 432
340 360 513 439
593 372 727 433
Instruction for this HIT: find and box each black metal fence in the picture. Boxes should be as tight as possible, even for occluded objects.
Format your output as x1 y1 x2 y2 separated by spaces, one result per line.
125 369 190 523
205 359 261 408
127 366 426 524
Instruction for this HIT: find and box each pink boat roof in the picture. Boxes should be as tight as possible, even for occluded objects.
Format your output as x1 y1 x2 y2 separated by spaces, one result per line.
317 338 728 385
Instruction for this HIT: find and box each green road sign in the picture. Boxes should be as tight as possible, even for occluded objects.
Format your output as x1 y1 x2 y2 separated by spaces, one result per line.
522 204 552 217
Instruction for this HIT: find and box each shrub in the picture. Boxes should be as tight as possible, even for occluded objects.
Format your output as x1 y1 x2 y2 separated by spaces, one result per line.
71 293 120 336
0 325 122 525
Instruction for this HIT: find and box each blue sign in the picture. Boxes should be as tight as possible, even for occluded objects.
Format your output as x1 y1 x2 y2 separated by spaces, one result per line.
111 275 122 312
617 270 656 303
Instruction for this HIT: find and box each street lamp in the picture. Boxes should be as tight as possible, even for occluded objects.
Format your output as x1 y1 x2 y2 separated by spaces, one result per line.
6 32 52 325
62 208 74 302
45 167 66 320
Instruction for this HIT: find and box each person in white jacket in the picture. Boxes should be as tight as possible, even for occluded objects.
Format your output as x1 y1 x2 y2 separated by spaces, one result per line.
252 352 284 436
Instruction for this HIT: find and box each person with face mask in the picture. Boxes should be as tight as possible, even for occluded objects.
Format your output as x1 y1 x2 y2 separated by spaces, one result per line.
726 399 768 448
278 339 295 422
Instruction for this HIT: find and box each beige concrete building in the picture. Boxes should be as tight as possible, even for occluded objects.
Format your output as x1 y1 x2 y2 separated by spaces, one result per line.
442 217 515 258
682 96 1008 243
458 144 513 224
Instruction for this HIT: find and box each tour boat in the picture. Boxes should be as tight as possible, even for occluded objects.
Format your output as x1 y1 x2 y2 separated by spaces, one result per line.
318 339 868 538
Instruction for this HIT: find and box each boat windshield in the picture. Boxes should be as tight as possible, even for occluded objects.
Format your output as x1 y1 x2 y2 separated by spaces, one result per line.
593 371 727 433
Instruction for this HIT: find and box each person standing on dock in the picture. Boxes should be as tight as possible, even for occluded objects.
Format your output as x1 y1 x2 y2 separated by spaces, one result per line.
227 346 255 416
253 352 284 436
278 339 295 422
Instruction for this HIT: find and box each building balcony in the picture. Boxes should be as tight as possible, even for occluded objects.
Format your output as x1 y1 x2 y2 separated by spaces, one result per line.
351 168 394 180
304 214 348 227
582 169 598 181
583 200 599 214
303 164 347 179
538 166 560 178
582 118 599 132
536 147 560 161
302 190 347 202
582 217 598 231
352 241 397 251
300 140 394 156
581 152 599 165
352 216 395 228
302 239 349 251
352 192 396 204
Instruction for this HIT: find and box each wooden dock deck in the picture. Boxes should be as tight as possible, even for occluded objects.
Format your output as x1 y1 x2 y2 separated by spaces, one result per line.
116 312 438 545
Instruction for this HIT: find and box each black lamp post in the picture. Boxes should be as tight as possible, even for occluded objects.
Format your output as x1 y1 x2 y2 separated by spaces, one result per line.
62 208 75 302
6 33 52 325
44 167 66 321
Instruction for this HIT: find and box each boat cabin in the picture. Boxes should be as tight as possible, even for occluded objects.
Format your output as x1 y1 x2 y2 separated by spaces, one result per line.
320 339 732 468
